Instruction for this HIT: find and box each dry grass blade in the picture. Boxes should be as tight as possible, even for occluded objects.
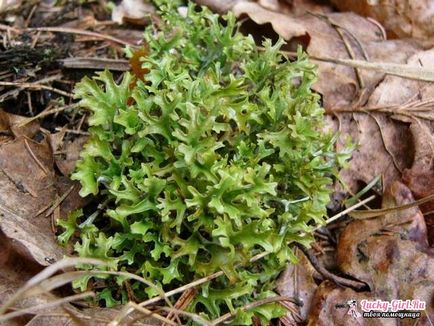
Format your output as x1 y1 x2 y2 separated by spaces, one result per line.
111 252 271 325
323 195 376 225
350 193 434 219
296 244 367 290
158 306 212 326
116 302 179 326
60 58 130 71
164 288 196 325
24 271 94 298
91 270 176 313
210 296 298 325
0 292 94 322
0 258 107 315
281 50 434 82
326 57 434 82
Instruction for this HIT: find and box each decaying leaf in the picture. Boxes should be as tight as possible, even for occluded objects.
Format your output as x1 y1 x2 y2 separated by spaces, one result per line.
0 110 40 140
332 112 413 192
0 0 22 13
233 2 308 40
50 133 88 176
308 182 434 325
330 0 434 38
337 182 429 280
26 306 160 326
402 121 434 244
194 0 241 13
307 281 374 326
111 0 155 24
276 249 319 324
0 126 64 265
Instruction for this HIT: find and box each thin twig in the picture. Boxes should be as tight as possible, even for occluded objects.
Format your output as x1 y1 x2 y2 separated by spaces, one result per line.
25 27 138 47
281 50 434 82
18 104 78 127
0 81 73 97
296 244 367 290
24 137 49 176
43 185 75 218
211 296 299 325
164 288 196 325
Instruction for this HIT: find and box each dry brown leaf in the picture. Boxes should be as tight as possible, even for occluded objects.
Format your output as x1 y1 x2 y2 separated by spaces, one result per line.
50 134 88 176
111 0 155 25
0 135 64 266
306 281 374 326
318 40 433 194
194 0 332 15
55 177 90 222
330 0 434 38
0 110 40 139
332 112 412 192
194 0 241 13
233 2 308 40
281 0 333 16
27 307 160 326
337 182 429 282
0 0 22 13
0 243 57 325
276 249 318 324
230 3 423 109
309 182 434 325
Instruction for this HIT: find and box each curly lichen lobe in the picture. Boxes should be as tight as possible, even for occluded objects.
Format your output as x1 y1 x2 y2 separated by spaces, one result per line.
61 2 343 324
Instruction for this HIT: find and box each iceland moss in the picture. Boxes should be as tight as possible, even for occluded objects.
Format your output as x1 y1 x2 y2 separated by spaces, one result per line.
58 2 348 324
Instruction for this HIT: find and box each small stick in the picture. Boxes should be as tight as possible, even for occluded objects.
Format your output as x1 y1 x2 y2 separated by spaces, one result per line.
18 104 78 127
43 185 75 218
164 288 196 325
211 296 299 325
0 81 73 97
24 138 49 176
25 26 138 47
296 243 367 291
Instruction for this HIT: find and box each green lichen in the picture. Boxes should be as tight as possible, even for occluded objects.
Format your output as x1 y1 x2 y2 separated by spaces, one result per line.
59 1 348 324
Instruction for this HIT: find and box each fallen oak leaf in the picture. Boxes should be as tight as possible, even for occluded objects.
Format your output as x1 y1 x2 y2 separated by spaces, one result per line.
0 134 64 266
0 110 40 139
111 0 155 25
0 205 63 267
330 0 434 39
306 281 372 325
337 182 430 285
233 2 308 40
276 249 319 323
194 0 241 13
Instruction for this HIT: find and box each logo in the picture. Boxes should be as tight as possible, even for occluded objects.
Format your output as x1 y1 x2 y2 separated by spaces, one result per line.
335 299 361 319
336 299 426 320
347 300 361 319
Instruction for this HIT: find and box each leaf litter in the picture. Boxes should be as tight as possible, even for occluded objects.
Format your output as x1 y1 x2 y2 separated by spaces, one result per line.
0 0 433 325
